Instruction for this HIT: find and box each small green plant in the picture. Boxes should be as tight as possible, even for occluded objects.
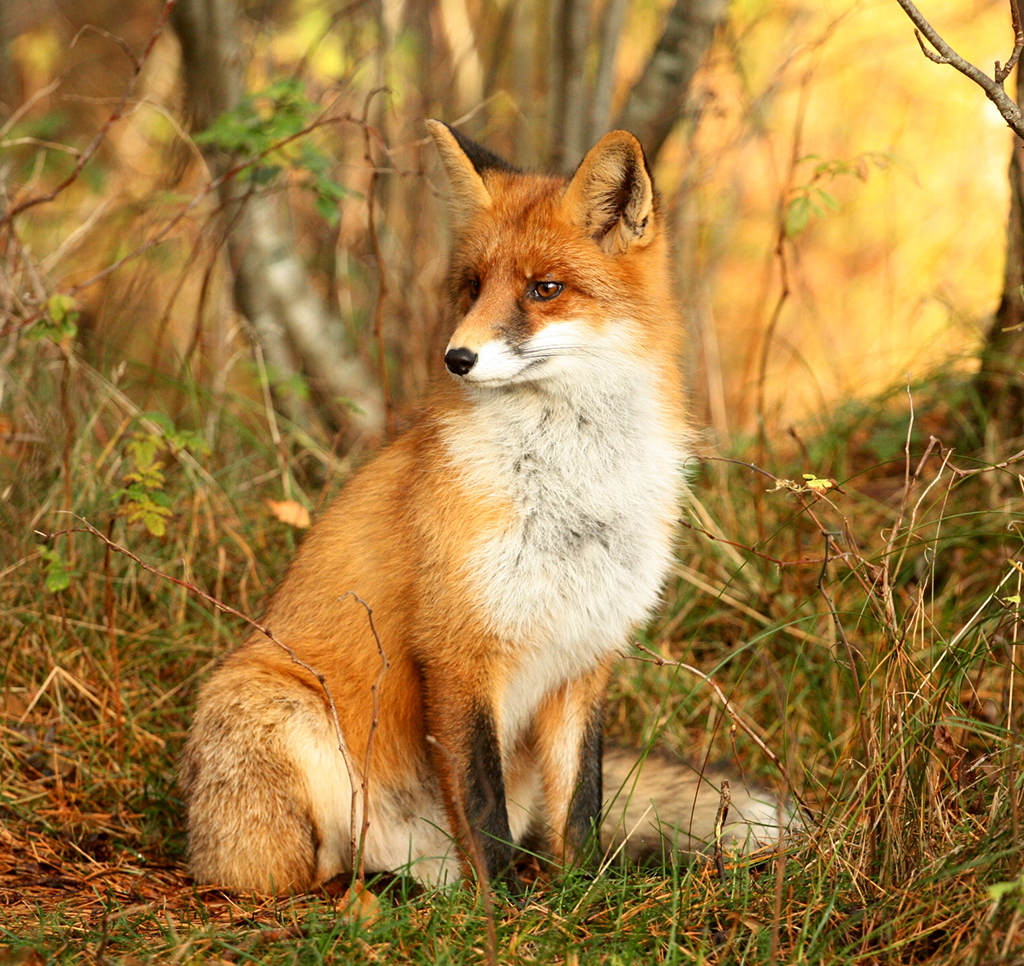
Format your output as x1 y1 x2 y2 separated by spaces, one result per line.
36 543 71 593
785 152 897 237
113 414 210 537
26 293 79 345
195 77 354 225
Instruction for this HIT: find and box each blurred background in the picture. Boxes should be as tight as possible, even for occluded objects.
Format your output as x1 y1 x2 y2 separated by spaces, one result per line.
0 0 1017 460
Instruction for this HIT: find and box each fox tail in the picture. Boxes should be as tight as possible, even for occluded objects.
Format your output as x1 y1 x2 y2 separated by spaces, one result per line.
600 745 797 865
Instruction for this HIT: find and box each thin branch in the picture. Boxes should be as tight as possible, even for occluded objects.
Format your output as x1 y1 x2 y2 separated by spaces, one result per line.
816 533 871 766
39 516 363 874
70 23 142 72
341 592 391 883
0 111 368 339
630 642 811 816
996 0 1023 83
894 0 1024 137
0 1 177 229
678 517 827 568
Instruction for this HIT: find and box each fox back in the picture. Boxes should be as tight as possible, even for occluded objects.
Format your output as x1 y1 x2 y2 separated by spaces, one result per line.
181 122 690 894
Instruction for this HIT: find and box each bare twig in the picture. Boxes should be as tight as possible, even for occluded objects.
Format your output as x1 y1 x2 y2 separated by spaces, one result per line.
38 516 363 873
0 1 177 229
756 58 816 464
816 531 871 764
894 0 1024 137
102 517 123 757
341 592 390 882
679 517 827 568
0 111 369 339
631 642 811 815
996 0 1024 82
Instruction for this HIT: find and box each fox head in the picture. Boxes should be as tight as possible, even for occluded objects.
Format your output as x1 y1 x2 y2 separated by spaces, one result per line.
427 121 680 391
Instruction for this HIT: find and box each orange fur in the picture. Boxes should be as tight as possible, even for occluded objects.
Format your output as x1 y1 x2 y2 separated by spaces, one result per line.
181 122 690 894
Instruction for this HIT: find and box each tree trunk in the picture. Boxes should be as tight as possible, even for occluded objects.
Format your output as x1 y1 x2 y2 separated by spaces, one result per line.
588 0 631 151
171 0 385 440
974 70 1024 445
549 0 593 171
615 0 726 163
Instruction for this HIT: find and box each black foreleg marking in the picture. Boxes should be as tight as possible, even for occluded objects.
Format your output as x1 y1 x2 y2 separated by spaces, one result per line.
565 699 604 870
465 706 516 884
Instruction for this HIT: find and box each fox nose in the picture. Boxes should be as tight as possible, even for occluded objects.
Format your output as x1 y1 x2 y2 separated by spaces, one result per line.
445 347 477 376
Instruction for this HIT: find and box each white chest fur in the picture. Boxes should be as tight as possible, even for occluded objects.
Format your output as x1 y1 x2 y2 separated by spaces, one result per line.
441 356 685 741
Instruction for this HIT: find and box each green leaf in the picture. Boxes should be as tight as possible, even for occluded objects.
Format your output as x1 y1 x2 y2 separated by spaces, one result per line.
47 294 76 324
139 412 175 434
987 878 1023 901
785 196 812 237
815 188 840 211
315 193 340 226
38 546 71 594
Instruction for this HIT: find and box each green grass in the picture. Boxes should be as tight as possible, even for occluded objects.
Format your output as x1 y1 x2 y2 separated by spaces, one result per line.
2 351 1023 964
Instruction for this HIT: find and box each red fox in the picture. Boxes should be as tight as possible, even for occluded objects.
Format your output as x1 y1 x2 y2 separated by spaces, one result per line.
181 122 782 895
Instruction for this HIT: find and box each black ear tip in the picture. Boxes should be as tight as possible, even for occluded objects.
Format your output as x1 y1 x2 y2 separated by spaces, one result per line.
435 122 519 177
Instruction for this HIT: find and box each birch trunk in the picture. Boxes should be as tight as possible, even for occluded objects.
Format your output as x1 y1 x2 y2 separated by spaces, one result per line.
171 0 385 439
615 0 726 163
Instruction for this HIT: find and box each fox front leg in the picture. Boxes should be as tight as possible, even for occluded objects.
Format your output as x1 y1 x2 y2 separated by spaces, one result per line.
532 661 612 872
423 677 520 892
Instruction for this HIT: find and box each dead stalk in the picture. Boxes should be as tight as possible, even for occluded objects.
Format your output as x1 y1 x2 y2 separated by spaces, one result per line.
40 516 363 873
341 592 391 882
631 642 811 816
0 0 177 230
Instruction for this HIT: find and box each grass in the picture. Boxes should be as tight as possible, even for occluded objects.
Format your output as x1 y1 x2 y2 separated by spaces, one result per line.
2 349 1023 964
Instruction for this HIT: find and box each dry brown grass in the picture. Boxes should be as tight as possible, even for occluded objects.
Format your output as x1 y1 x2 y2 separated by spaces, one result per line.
1 354 1022 963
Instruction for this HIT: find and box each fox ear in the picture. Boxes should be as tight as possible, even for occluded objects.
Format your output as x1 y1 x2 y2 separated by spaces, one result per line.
562 131 655 255
427 120 511 227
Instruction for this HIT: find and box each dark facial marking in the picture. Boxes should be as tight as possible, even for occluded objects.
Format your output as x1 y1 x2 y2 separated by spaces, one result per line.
502 300 532 349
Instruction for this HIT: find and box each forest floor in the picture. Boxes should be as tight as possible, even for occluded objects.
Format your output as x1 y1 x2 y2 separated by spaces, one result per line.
2 370 1023 964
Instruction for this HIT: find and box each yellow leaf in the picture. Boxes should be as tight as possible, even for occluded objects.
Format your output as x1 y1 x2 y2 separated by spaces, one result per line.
266 499 311 529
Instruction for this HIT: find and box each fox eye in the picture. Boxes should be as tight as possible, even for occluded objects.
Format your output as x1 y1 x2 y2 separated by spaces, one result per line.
467 278 480 301
528 280 563 301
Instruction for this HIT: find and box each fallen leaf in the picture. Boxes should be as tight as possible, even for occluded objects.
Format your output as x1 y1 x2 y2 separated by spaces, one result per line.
934 723 960 757
335 880 381 926
0 948 46 966
265 499 311 529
